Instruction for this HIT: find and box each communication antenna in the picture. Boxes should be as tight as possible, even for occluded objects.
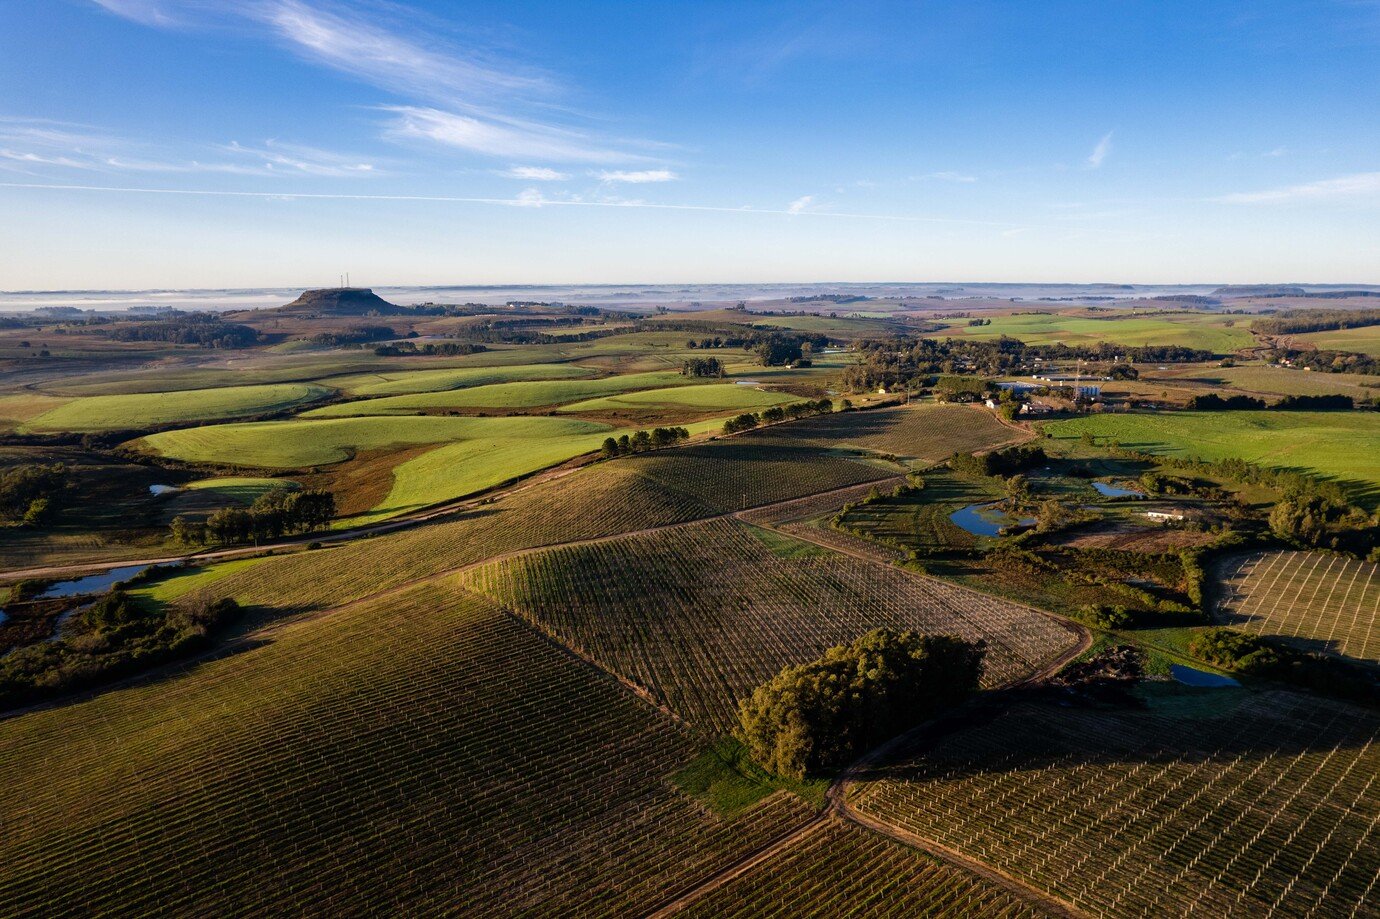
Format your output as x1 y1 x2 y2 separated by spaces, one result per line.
346 272 351 288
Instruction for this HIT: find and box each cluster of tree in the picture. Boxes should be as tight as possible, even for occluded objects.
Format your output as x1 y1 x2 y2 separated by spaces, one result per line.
680 357 725 378
373 340 487 357
600 427 690 456
686 336 741 349
1269 495 1377 558
110 315 260 348
0 586 242 710
841 337 1212 393
0 462 66 526
1267 347 1379 376
171 488 335 546
751 333 825 367
1254 309 1380 336
932 375 990 402
310 325 396 346
1185 393 1266 411
722 398 833 434
1274 394 1354 411
1189 628 1378 704
737 629 985 778
1187 392 1357 412
967 318 992 326
949 444 1046 478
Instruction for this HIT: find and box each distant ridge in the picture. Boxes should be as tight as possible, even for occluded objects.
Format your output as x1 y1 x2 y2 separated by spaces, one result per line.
278 287 406 315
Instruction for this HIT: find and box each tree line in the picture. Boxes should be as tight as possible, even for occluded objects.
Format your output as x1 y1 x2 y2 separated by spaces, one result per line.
722 398 834 434
737 629 985 778
1254 308 1380 336
1186 393 1355 411
600 427 691 457
110 315 259 348
0 462 66 526
170 488 336 546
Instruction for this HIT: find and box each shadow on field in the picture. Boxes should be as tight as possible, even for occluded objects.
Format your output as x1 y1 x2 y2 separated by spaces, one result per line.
847 682 1377 783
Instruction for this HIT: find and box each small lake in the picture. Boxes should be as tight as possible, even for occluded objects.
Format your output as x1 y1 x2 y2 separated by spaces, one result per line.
949 503 1036 538
1092 481 1145 498
38 564 155 600
1170 664 1240 688
149 484 179 496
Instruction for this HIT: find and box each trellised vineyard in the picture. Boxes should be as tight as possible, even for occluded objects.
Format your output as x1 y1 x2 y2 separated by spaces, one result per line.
850 689 1380 918
678 819 1050 918
1216 550 1380 662
0 582 813 915
463 517 1082 734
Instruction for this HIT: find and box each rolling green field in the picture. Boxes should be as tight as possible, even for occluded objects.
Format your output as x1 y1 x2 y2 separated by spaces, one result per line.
21 382 332 432
557 382 801 413
768 403 1027 463
301 370 697 416
137 414 613 468
940 312 1254 353
0 393 70 428
326 361 594 396
1045 410 1380 507
183 475 298 504
1284 325 1380 357
1157 363 1380 398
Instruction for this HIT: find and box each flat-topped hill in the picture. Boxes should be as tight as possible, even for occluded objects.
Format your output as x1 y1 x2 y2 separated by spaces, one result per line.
278 288 406 315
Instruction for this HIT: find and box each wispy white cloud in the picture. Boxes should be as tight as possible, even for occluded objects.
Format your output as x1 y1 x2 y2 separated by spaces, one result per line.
0 116 377 177
382 106 636 163
1086 131 1114 169
594 169 677 183
500 165 570 181
91 0 664 166
918 171 977 183
1263 146 1289 158
0 181 1030 229
1215 171 1380 204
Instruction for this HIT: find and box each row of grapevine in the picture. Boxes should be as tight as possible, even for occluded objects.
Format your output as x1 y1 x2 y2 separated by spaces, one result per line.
850 689 1380 918
763 402 1029 462
0 581 813 915
680 818 1048 918
463 518 1082 735
1215 550 1379 663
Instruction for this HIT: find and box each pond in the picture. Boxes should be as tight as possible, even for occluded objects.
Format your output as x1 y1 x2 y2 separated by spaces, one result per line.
149 484 179 496
1092 481 1145 498
37 564 156 600
948 503 1036 538
1170 664 1240 688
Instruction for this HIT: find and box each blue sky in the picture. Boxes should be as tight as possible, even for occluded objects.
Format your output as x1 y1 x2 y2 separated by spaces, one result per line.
1 0 1378 288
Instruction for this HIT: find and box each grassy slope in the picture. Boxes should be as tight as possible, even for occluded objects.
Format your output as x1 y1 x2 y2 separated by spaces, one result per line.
941 313 1254 352
326 361 594 396
0 581 810 914
184 476 298 503
1158 363 1380 398
1287 325 1380 357
22 383 332 432
557 382 803 413
301 370 697 416
137 414 614 468
1044 410 1380 507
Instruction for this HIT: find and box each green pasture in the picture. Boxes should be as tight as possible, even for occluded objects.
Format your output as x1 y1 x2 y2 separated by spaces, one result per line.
1284 325 1380 357
138 414 614 469
557 383 802 414
0 393 70 428
131 557 271 608
1044 410 1380 507
326 362 594 397
1158 364 1379 398
301 370 697 417
363 416 726 523
184 476 299 504
21 383 332 433
940 312 1254 353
